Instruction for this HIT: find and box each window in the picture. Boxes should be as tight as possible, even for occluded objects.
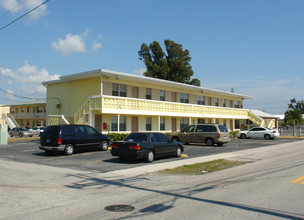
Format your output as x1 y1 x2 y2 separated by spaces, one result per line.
111 116 126 131
146 117 151 131
160 117 165 130
21 107 24 113
234 100 240 108
27 107 30 113
180 93 189 103
85 126 99 136
197 96 205 105
111 116 118 131
33 107 37 113
182 125 195 132
112 83 127 97
215 98 219 106
235 120 240 129
198 119 205 124
146 88 152 99
75 126 87 137
180 118 189 130
62 126 74 136
119 116 126 131
160 90 165 101
15 108 19 114
223 99 226 107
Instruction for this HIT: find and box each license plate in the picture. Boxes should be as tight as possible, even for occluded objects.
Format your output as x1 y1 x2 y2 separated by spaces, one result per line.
46 139 50 143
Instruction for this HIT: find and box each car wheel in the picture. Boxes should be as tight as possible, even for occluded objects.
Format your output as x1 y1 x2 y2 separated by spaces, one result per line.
240 134 246 139
64 144 74 156
206 138 214 146
9 133 13 137
19 133 23 137
146 150 154 163
99 140 109 151
172 136 180 142
175 146 182 157
217 143 224 146
264 134 271 140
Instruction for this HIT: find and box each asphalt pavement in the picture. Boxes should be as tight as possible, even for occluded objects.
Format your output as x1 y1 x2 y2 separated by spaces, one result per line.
1 139 304 219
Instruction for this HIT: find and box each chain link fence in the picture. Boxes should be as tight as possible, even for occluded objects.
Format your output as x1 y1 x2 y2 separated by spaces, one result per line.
279 125 304 137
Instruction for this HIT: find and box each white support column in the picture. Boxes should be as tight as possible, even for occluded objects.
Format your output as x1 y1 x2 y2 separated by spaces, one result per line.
117 114 120 132
232 119 235 131
90 110 94 127
158 115 160 131
189 117 192 125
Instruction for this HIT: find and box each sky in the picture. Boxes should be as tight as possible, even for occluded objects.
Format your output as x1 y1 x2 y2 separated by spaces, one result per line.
0 0 304 115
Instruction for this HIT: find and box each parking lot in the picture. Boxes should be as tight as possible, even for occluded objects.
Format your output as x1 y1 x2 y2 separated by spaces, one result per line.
0 138 302 173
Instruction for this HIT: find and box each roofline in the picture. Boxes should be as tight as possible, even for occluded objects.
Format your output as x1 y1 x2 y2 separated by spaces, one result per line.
42 69 254 100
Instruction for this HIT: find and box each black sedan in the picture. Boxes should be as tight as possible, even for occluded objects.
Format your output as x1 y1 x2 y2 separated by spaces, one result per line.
111 132 184 162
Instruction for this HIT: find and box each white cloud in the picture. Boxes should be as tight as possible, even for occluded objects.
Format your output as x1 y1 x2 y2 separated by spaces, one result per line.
0 61 59 99
0 0 47 21
132 68 146 75
92 41 102 52
51 33 86 56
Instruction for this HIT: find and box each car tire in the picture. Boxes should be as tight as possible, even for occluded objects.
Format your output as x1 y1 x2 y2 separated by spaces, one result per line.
172 137 180 142
99 140 109 151
175 146 182 157
64 144 74 156
9 133 13 137
217 143 224 146
264 134 271 140
206 138 214 146
19 133 23 137
146 150 154 163
240 134 246 139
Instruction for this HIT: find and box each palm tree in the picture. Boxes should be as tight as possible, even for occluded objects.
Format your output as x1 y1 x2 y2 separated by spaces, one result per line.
284 109 303 136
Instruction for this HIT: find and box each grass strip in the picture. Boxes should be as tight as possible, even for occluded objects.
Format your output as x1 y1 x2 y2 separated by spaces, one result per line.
159 159 249 175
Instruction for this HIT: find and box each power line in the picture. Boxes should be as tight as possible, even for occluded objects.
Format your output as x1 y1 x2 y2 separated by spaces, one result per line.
0 87 45 100
0 0 28 19
0 0 50 31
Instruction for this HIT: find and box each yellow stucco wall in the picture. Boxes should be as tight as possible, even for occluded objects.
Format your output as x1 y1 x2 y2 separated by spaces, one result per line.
102 78 243 106
46 77 101 124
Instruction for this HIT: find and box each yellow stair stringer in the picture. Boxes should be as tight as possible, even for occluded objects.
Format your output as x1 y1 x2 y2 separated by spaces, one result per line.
247 110 265 127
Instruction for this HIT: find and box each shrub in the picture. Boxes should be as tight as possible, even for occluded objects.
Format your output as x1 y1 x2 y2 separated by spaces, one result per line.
230 130 239 138
107 133 129 142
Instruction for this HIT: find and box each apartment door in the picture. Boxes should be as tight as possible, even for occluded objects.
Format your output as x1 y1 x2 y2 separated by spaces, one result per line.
131 116 138 132
171 118 177 132
95 115 102 132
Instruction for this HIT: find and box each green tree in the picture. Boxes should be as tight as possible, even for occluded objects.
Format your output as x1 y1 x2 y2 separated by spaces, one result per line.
288 98 304 114
138 39 200 86
284 109 303 136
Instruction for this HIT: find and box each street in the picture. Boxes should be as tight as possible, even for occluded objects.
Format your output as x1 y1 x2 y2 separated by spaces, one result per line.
0 139 304 219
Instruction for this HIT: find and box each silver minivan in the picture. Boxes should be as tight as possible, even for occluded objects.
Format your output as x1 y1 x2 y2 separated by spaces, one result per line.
170 124 231 146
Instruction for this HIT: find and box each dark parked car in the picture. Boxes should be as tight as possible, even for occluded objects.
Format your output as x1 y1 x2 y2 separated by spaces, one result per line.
39 124 110 155
9 127 33 137
111 132 184 162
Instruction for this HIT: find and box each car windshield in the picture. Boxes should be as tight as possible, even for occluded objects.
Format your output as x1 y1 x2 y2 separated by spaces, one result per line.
123 133 149 142
218 125 228 132
20 127 28 131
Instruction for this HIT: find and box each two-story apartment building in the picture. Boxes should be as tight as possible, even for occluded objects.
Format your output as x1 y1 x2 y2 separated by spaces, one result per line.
43 69 276 133
8 101 46 128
